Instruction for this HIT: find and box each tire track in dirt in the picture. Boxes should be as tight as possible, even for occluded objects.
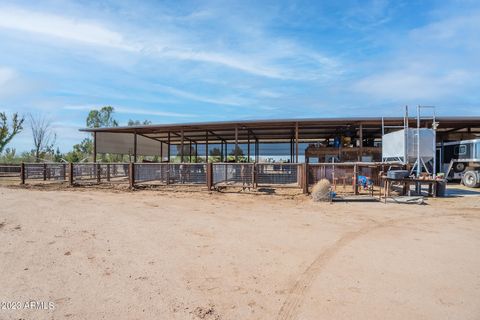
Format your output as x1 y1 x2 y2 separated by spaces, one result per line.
276 221 381 320
275 213 449 320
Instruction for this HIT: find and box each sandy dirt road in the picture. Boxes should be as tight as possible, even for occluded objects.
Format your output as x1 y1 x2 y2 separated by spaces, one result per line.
0 186 479 319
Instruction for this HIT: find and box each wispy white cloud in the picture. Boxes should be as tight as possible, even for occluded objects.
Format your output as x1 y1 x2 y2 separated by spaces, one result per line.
353 69 472 100
0 6 137 51
351 9 480 102
0 5 342 81
154 84 252 106
63 105 196 118
0 67 16 86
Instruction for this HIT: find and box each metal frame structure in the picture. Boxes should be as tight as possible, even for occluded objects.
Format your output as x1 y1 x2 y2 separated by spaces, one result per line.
79 116 480 164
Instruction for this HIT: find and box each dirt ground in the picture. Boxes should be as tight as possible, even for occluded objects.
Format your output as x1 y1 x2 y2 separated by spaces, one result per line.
1 185 479 320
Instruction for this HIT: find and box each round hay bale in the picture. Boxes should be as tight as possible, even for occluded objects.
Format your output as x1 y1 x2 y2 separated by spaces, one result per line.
311 179 332 202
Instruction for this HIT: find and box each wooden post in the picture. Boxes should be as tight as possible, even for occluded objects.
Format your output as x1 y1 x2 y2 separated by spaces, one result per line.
354 164 359 195
206 162 213 190
302 163 309 194
69 163 74 186
20 162 25 185
43 163 47 181
62 163 66 181
96 163 101 183
129 162 135 189
106 164 111 182
295 122 299 163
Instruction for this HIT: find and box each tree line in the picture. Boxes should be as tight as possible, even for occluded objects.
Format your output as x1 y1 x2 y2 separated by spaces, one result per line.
0 106 246 163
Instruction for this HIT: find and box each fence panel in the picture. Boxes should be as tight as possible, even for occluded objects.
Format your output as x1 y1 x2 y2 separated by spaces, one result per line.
0 164 21 178
72 163 129 184
168 164 206 185
212 163 254 186
23 163 66 180
135 163 168 184
135 163 207 185
308 163 385 193
256 163 300 186
103 163 129 183
72 163 97 182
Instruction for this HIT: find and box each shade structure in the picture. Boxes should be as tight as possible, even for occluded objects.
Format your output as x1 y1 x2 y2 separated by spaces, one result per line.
96 132 163 156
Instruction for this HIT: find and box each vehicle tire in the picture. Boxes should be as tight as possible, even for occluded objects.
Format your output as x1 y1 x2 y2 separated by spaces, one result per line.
462 170 480 188
453 162 466 173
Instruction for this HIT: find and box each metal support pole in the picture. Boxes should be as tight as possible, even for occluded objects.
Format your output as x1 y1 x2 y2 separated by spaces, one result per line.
247 132 250 163
295 122 299 163
133 131 138 163
106 163 110 182
235 126 239 163
205 131 209 163
416 106 421 178
359 124 363 161
181 130 184 163
224 141 227 162
189 141 192 163
93 131 97 163
195 142 198 163
290 138 293 163
43 163 47 181
167 132 171 162
220 141 224 162
160 142 163 162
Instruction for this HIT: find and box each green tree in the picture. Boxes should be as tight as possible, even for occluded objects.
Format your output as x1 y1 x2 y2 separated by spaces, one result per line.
85 106 119 162
86 106 118 128
0 112 24 154
29 114 56 162
64 138 93 163
127 119 152 126
209 147 222 162
228 145 246 162
0 148 19 163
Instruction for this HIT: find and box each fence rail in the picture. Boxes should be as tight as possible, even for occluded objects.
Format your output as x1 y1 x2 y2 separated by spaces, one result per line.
0 164 21 177
0 161 396 194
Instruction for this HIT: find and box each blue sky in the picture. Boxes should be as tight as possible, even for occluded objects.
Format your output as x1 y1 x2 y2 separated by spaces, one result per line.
1 0 479 152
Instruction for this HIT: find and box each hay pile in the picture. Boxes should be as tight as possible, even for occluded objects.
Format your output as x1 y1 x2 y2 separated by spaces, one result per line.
311 179 332 202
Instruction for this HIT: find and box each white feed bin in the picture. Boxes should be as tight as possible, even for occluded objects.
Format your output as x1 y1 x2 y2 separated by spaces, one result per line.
382 128 435 164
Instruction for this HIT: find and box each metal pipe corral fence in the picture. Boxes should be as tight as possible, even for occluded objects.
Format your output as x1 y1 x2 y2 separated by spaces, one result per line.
1 161 400 194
